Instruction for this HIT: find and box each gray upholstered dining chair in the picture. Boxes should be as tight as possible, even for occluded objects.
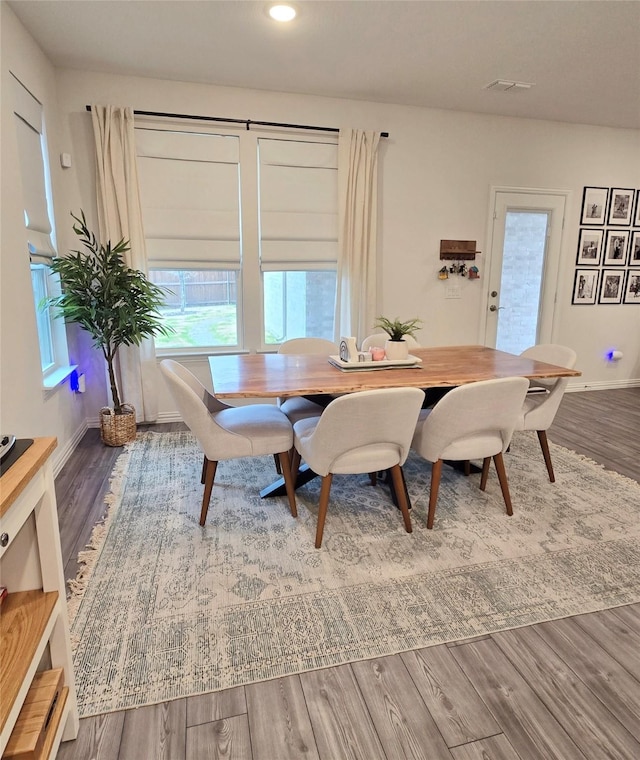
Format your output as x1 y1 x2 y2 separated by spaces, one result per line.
291 387 425 548
277 337 339 425
411 377 529 529
515 343 578 482
160 359 297 525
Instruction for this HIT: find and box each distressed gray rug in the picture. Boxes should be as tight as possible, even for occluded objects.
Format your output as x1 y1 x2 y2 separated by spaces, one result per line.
68 430 640 717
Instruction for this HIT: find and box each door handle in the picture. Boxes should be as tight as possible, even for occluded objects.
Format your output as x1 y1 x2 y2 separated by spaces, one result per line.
489 305 505 312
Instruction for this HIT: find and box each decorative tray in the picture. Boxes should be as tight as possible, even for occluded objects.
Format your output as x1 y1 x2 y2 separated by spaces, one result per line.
328 355 423 371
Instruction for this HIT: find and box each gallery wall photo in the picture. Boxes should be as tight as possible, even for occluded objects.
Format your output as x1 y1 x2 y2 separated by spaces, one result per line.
573 186 640 305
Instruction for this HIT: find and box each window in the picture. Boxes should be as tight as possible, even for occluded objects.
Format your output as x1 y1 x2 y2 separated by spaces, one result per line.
136 124 337 353
12 74 71 385
259 138 337 346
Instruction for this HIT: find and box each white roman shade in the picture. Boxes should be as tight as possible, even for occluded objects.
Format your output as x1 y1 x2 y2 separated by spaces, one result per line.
259 138 338 271
136 128 241 270
12 75 55 259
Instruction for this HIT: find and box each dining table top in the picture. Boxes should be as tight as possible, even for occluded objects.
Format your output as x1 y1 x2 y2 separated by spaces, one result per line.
208 344 581 399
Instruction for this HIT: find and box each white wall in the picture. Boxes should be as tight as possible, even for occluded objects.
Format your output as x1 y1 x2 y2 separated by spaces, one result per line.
0 4 89 470
2 2 639 456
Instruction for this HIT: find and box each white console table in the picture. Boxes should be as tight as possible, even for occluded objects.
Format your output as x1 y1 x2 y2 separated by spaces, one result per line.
0 437 79 758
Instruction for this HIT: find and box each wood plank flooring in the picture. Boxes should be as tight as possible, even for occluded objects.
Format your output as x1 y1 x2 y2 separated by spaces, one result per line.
56 388 640 760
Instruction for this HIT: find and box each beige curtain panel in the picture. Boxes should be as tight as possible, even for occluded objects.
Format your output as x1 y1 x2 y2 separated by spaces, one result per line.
336 129 381 341
90 104 160 422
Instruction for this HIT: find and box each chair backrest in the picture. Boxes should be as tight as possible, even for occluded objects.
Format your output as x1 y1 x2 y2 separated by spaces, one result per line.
412 377 529 463
517 343 577 431
520 343 577 391
361 333 420 352
160 360 233 457
278 337 339 355
296 387 425 475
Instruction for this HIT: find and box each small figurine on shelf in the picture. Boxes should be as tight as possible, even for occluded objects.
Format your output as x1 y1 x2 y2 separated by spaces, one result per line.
438 266 449 280
469 265 480 280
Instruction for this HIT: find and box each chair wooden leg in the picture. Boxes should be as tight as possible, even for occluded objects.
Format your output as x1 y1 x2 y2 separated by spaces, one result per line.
273 453 282 475
390 464 412 534
480 457 491 491
201 455 207 484
463 460 471 476
278 450 298 518
315 473 333 548
368 472 377 486
427 459 443 529
493 452 513 516
537 429 555 483
200 458 218 526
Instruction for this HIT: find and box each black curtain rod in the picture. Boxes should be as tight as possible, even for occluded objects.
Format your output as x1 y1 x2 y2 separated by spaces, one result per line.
85 105 389 138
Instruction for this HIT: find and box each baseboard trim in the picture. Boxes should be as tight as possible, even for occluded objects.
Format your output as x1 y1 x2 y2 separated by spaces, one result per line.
52 420 89 477
567 379 640 392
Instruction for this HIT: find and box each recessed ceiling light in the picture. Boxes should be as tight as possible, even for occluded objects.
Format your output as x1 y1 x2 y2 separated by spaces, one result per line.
269 4 296 22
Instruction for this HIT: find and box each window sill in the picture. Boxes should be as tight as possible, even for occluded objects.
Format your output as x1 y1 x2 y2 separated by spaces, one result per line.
155 349 250 359
42 364 77 390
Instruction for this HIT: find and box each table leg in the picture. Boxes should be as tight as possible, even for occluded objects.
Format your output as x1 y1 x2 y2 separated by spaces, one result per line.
260 463 318 498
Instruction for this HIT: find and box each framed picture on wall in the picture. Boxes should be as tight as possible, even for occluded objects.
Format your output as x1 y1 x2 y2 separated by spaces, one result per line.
576 228 603 265
623 271 640 304
572 269 599 304
598 270 625 304
629 230 640 266
580 186 608 225
634 190 640 227
607 188 635 225
603 229 630 265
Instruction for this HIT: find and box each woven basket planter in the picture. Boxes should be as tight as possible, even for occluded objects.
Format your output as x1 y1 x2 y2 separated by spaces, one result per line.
100 404 137 447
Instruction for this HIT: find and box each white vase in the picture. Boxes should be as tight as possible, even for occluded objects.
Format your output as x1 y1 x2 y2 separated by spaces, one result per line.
384 339 409 360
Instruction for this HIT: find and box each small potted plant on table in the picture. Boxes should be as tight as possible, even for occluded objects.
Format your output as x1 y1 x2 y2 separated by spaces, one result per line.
374 315 422 360
48 211 172 445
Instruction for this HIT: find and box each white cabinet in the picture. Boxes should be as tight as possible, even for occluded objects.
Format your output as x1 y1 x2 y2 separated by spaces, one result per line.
0 438 79 758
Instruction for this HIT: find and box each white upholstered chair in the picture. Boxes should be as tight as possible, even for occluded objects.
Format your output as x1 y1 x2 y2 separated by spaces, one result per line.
160 359 297 525
277 337 339 425
515 344 578 482
361 333 420 352
291 387 425 548
411 377 529 529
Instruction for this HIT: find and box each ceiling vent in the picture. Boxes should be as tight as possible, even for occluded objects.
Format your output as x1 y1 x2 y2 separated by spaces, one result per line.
484 79 535 92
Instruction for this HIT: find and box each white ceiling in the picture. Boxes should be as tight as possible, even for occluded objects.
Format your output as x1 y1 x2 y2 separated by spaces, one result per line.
8 0 640 130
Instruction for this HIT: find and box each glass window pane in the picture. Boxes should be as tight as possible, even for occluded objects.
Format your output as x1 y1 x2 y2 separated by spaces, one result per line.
149 269 238 349
496 211 548 355
263 270 336 345
31 264 54 370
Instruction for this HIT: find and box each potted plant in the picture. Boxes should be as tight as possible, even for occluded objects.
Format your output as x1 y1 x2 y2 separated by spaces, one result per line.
374 315 423 360
47 211 172 446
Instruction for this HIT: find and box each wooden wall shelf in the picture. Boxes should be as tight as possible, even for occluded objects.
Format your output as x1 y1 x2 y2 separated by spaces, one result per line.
440 239 480 260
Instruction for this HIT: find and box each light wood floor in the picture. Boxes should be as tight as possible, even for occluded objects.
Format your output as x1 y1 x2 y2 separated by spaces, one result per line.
56 388 640 760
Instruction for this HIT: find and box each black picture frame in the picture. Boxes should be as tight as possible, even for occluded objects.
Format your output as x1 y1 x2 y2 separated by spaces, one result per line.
580 186 608 225
629 230 640 266
572 269 599 305
607 188 635 225
633 189 640 227
576 228 603 265
603 229 630 265
623 270 640 304
598 270 625 304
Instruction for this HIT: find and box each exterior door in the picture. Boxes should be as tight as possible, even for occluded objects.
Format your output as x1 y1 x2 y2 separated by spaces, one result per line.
484 189 567 353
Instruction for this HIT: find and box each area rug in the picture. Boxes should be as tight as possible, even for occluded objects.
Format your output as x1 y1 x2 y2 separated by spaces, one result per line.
68 430 640 717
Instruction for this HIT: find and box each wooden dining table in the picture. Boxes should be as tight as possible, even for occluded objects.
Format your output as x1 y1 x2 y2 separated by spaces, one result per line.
208 345 581 399
208 345 581 502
